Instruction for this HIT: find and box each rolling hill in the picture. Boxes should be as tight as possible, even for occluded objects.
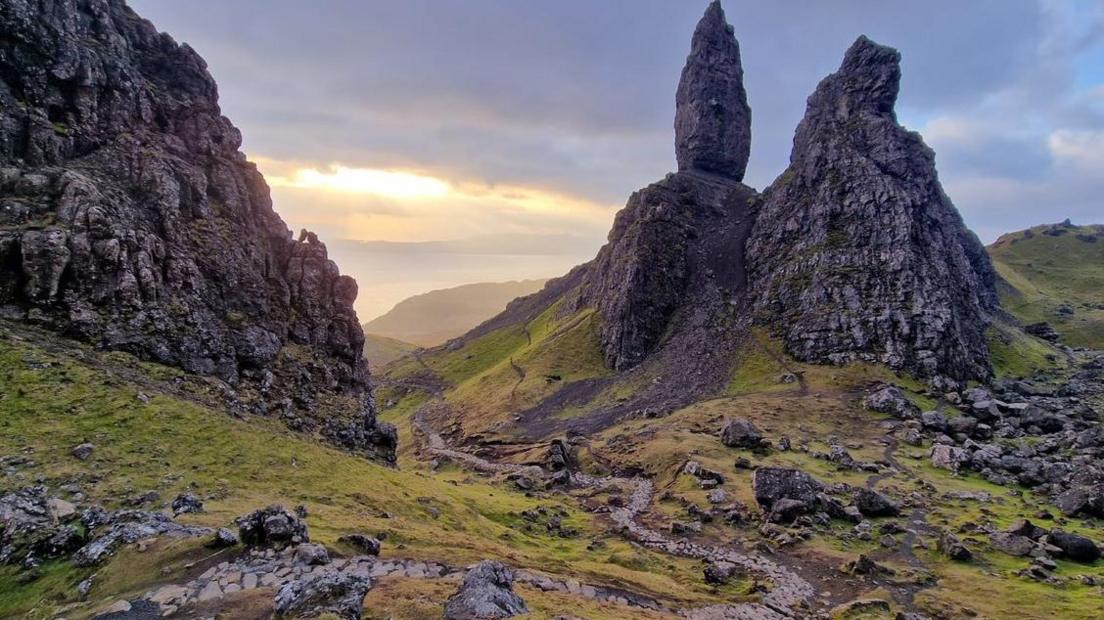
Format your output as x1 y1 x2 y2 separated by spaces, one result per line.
363 279 549 347
362 333 418 368
988 221 1104 349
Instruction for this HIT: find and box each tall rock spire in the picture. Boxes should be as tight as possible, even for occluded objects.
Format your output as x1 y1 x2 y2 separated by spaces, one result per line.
674 0 751 180
746 36 999 382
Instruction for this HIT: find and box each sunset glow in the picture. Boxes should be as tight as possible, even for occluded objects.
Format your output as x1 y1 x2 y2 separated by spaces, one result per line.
268 165 450 199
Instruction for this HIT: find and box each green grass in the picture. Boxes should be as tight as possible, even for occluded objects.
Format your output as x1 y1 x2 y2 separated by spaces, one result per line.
362 333 417 368
986 320 1063 379
0 327 744 618
988 222 1104 348
381 301 611 435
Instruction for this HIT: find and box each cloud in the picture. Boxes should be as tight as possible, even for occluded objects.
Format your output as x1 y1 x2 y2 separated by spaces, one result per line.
126 0 1104 317
338 233 601 257
1048 129 1104 170
251 156 616 248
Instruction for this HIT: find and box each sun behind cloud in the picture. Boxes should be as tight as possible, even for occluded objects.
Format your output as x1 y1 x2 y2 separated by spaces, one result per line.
266 163 450 199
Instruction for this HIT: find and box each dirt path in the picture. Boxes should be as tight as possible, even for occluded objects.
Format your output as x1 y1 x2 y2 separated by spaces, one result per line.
412 411 817 619
868 431 938 613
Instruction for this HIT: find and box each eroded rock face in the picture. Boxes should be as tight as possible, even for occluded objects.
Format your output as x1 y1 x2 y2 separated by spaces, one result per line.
674 0 751 180
575 172 756 370
0 0 393 460
747 36 999 382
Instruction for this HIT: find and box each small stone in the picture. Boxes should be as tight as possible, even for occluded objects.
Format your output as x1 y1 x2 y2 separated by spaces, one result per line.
71 443 95 461
197 581 222 602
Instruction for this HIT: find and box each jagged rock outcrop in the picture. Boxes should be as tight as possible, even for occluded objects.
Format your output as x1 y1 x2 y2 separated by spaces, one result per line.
675 0 751 180
565 3 755 370
747 36 999 382
570 2 755 373
576 172 755 370
0 0 394 459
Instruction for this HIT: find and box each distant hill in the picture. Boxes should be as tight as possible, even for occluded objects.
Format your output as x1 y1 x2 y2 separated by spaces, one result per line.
362 333 417 368
362 279 549 347
988 221 1104 348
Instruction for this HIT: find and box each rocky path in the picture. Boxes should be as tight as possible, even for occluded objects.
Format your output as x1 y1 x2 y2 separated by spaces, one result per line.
868 430 937 614
135 540 674 616
412 412 817 619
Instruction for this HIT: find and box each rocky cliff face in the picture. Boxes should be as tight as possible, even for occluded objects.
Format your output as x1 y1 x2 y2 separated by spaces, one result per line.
577 172 755 371
577 2 755 371
746 36 999 382
674 0 751 181
0 0 394 460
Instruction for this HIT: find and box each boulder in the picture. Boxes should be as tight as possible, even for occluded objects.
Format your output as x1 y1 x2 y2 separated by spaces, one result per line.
853 489 899 518
294 543 331 566
990 533 1034 557
338 534 381 556
1005 519 1047 541
74 511 209 567
544 439 576 471
720 417 764 449
752 468 824 512
1024 322 1060 342
71 443 95 461
444 561 528 620
840 554 889 576
863 386 921 419
170 493 204 516
237 505 309 549
1054 485 1104 518
920 411 949 433
1047 531 1101 563
0 486 84 564
274 571 372 620
930 444 970 472
938 531 972 562
827 445 858 470
207 528 239 549
703 560 739 585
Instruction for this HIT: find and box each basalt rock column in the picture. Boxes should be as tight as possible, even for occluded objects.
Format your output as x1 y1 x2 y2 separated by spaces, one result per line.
746 36 999 382
674 1 752 180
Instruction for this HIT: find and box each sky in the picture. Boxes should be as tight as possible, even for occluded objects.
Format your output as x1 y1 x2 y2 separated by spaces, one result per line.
129 0 1104 321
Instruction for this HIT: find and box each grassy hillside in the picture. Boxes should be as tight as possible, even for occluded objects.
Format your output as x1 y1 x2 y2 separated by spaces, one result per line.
362 332 417 368
988 222 1104 348
375 312 1103 619
0 322 752 619
379 298 611 440
364 279 549 347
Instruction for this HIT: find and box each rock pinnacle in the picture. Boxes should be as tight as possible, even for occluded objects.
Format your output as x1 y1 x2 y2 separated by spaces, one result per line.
674 0 751 180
